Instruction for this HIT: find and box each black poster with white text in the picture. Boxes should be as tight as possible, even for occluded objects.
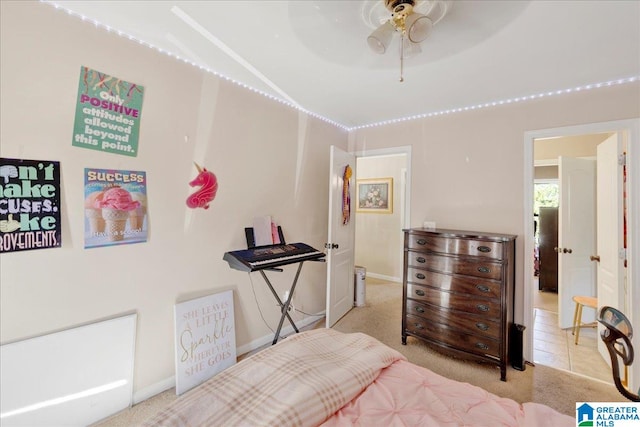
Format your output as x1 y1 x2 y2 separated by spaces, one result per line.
0 158 62 253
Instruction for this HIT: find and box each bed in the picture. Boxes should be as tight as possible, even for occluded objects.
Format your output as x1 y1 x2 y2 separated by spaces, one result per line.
142 328 574 426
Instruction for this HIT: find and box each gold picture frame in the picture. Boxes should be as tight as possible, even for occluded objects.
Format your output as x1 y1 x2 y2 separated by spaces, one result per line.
356 177 393 214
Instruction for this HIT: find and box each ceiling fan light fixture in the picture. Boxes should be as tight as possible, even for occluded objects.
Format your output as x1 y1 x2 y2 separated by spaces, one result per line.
406 14 433 43
367 0 452 81
367 21 395 54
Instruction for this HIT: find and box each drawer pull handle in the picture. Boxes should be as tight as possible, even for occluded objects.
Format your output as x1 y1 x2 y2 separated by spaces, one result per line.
476 322 489 331
414 323 425 330
476 304 490 312
416 273 426 280
416 239 427 245
477 266 491 273
476 284 490 293
415 306 425 314
477 246 491 253
475 342 489 350
415 289 426 297
416 257 426 263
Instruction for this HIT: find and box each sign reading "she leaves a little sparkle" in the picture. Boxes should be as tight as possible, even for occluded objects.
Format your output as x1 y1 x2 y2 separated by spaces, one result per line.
174 291 236 395
72 66 144 157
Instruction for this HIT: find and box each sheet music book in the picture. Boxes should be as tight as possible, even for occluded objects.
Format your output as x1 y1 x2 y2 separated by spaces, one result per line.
253 215 273 246
271 222 281 244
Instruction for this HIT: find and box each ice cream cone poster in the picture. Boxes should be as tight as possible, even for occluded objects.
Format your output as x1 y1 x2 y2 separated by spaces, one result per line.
0 158 62 253
72 66 144 157
84 168 147 249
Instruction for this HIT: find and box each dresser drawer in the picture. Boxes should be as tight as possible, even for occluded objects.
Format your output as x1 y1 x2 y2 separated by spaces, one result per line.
407 283 501 317
406 314 499 357
407 234 503 260
407 251 503 280
402 228 516 381
406 267 501 299
406 299 501 340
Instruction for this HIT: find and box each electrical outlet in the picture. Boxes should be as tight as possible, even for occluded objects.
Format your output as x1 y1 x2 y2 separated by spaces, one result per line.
283 290 293 313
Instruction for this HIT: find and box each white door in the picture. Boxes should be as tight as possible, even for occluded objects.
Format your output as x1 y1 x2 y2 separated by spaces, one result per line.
558 156 596 328
596 134 625 360
325 146 356 327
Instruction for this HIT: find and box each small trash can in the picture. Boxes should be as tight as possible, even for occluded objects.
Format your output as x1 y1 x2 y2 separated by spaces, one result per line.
510 323 526 371
354 266 366 307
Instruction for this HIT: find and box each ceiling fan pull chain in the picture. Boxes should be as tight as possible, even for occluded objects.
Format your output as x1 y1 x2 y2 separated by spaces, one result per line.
399 33 405 82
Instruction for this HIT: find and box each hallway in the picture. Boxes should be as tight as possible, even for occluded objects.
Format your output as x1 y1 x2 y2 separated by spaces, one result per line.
533 290 612 383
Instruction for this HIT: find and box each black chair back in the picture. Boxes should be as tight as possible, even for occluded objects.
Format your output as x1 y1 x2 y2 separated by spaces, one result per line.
597 306 639 402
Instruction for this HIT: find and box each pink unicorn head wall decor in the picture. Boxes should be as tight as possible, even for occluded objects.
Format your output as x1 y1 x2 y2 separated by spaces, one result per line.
186 162 218 209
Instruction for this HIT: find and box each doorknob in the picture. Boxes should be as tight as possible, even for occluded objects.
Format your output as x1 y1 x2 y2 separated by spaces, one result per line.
554 247 561 253
562 248 573 254
590 255 600 262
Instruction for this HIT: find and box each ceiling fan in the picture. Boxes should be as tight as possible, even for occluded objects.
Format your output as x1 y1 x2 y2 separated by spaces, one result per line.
367 0 452 81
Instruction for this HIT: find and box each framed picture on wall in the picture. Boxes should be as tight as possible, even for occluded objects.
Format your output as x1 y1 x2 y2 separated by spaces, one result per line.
356 177 393 214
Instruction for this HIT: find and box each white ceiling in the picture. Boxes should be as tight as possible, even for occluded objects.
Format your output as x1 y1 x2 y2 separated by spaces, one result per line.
48 0 640 129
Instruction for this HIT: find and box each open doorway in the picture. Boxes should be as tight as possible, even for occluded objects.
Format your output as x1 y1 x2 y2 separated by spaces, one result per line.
523 119 639 393
325 146 411 327
353 147 411 286
531 134 611 383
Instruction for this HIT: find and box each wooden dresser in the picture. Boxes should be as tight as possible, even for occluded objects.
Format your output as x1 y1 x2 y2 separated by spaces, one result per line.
402 228 517 381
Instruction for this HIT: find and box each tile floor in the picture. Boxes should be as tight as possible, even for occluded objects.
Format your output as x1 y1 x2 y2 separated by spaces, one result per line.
533 290 613 384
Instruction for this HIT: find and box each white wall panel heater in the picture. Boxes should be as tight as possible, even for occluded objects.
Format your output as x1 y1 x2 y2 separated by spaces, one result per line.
0 314 137 426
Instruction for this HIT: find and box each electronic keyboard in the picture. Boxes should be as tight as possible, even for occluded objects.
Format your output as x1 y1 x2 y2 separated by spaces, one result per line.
223 242 325 272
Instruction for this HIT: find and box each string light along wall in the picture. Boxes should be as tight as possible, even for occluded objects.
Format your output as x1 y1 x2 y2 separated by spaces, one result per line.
41 1 640 131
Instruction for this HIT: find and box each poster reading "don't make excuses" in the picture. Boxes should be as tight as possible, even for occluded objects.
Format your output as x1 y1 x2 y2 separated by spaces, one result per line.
0 158 61 253
72 66 144 157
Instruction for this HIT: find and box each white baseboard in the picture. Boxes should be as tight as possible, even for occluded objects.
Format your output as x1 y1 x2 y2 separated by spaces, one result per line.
133 376 175 405
366 272 402 283
132 314 324 405
235 314 323 355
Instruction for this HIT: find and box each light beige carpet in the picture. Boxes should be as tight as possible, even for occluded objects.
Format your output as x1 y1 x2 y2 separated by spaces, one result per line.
96 279 625 426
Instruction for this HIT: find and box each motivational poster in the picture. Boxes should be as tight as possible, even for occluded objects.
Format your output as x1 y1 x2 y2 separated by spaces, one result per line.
72 66 144 157
84 168 147 249
0 158 61 253
174 290 236 395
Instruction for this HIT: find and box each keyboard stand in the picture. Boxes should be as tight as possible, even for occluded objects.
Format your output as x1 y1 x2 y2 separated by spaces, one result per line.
260 261 305 345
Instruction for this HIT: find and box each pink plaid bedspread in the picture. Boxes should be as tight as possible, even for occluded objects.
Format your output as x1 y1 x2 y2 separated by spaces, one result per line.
322 359 574 426
143 328 574 426
143 328 404 426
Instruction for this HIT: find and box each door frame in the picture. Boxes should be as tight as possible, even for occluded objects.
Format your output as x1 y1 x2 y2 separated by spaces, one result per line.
523 119 639 391
354 146 413 277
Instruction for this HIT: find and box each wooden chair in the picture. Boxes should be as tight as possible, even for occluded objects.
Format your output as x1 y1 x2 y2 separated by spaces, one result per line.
571 295 598 345
597 306 639 402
